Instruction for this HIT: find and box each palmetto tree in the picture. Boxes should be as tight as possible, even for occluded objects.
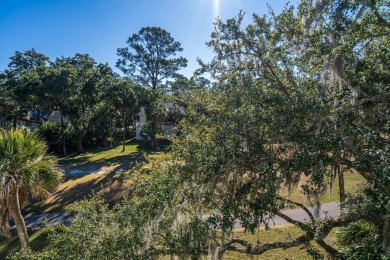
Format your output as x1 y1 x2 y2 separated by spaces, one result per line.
0 128 63 249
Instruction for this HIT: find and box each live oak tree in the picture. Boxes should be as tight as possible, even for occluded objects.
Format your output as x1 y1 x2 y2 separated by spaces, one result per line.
0 50 139 154
133 1 389 258
117 26 187 149
164 1 389 258
58 54 112 153
0 49 49 128
42 58 77 155
298 0 390 256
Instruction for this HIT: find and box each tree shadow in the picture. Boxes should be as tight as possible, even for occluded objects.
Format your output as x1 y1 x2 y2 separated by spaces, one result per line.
0 229 50 259
57 139 143 168
24 139 172 215
63 152 145 181
24 148 147 214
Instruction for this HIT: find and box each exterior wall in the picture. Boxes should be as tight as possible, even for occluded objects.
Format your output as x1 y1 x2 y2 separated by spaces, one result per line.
0 119 40 131
135 121 144 140
139 114 147 124
136 107 147 140
135 104 181 140
47 110 71 123
0 110 70 131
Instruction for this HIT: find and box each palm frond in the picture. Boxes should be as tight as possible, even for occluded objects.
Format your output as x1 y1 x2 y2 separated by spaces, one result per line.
0 128 63 225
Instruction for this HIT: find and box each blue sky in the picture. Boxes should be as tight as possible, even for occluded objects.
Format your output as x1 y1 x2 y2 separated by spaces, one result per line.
0 0 298 77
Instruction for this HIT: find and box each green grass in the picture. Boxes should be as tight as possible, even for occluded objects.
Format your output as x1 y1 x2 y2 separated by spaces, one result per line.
224 225 327 259
279 170 367 206
58 140 142 171
24 141 144 214
26 141 366 214
0 229 50 259
47 138 367 214
24 140 170 214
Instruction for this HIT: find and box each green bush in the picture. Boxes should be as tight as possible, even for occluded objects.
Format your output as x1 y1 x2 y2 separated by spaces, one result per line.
7 248 57 260
336 220 386 259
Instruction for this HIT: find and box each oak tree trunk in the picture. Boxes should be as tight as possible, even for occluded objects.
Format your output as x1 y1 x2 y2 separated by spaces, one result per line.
338 164 346 213
110 117 113 148
382 201 390 253
76 132 84 154
122 112 126 152
61 113 67 156
148 120 158 150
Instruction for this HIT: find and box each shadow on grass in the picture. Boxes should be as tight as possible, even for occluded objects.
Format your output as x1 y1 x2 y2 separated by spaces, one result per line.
24 139 171 215
24 154 146 214
24 147 148 214
0 229 50 259
63 152 145 181
58 140 143 169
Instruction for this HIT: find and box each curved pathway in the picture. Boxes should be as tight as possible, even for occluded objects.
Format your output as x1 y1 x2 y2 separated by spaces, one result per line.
235 202 340 229
10 213 74 230
13 202 340 230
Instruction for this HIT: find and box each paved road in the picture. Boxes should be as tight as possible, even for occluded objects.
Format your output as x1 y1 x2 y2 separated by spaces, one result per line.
235 202 340 229
13 202 340 230
10 213 74 230
66 167 127 176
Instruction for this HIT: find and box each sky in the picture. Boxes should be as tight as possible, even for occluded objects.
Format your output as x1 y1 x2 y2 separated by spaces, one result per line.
0 0 299 77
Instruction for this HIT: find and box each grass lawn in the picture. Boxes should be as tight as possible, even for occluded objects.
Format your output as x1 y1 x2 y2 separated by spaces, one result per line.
224 225 328 259
58 140 142 172
0 229 50 259
279 170 366 206
24 140 169 214
24 138 366 214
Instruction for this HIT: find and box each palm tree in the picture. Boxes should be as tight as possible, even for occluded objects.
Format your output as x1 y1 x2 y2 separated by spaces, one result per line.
0 128 63 249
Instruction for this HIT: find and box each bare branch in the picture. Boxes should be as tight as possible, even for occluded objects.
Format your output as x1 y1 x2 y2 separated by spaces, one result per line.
217 234 312 257
276 212 313 233
315 238 340 256
277 197 316 226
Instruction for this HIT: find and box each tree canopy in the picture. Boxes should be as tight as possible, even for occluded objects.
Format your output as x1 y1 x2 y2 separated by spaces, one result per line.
52 54 114 153
117 26 187 90
0 49 49 127
117 26 188 149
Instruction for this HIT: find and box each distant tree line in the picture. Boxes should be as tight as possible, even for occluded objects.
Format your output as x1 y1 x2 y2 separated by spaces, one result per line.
0 27 198 154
